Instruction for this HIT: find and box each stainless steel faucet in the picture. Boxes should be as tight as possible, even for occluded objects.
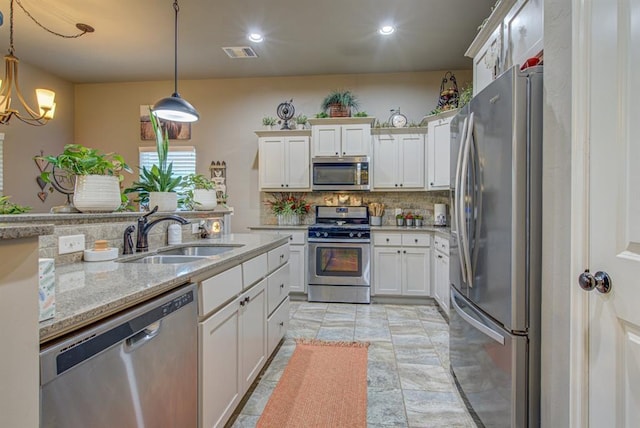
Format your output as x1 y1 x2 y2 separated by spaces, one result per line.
123 206 189 254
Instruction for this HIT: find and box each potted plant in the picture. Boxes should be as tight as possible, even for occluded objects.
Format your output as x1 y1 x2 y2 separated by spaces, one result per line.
266 192 311 225
353 111 369 117
405 212 415 227
395 213 405 227
294 114 308 129
321 90 360 117
184 173 217 211
0 195 31 214
124 109 184 211
414 214 424 227
262 116 277 130
39 144 132 213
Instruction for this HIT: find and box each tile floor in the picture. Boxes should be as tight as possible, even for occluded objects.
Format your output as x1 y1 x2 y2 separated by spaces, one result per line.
230 300 477 428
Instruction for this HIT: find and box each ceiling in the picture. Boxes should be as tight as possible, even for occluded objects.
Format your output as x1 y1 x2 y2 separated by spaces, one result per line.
0 0 495 84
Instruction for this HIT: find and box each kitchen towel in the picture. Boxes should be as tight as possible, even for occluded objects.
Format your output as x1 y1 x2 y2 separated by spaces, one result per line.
38 258 55 322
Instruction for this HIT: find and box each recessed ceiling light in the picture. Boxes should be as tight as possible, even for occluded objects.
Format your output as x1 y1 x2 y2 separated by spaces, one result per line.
379 25 395 35
248 33 264 43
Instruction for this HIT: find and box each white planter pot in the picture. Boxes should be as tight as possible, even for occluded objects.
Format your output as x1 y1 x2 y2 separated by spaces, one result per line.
73 175 121 213
148 192 177 212
192 189 217 211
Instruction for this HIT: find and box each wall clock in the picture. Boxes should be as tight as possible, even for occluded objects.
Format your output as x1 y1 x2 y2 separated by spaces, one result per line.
389 108 407 128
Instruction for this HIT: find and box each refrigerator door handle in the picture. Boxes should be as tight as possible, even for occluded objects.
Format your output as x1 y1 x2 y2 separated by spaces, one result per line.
454 116 469 283
459 112 475 287
451 287 505 345
470 118 482 278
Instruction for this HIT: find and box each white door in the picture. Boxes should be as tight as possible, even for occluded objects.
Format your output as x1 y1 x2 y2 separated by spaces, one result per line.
341 124 370 156
427 116 452 190
372 134 398 189
575 0 640 425
258 136 285 190
285 136 310 189
402 247 430 296
398 133 425 189
312 125 340 156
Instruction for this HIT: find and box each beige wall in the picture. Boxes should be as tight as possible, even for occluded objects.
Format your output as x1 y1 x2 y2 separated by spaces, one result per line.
74 70 471 231
2 62 74 212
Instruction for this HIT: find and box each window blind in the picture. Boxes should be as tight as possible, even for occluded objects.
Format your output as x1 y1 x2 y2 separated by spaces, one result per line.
138 146 196 179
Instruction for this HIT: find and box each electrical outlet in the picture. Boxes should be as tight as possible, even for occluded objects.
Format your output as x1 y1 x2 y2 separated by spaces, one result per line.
395 208 402 216
59 234 85 255
191 222 200 234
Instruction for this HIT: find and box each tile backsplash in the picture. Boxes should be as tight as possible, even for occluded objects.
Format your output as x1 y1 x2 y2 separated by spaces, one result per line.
260 191 450 226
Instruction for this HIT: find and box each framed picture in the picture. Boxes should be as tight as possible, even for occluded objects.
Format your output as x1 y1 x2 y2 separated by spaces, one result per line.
140 105 191 140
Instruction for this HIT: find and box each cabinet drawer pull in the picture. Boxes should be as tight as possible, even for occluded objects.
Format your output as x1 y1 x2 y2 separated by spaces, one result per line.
415 238 418 243
240 300 245 307
403 250 407 254
438 255 443 259
244 296 250 303
386 238 390 242
280 283 285 289
279 321 284 327
397 250 401 254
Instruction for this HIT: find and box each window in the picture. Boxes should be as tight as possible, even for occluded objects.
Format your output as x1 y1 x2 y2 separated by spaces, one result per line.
138 146 196 179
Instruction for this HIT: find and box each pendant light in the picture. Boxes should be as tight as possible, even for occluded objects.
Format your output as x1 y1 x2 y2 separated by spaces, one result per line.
153 0 199 123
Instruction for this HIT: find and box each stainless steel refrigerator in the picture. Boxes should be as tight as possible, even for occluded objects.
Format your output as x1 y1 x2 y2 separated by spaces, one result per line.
449 65 542 427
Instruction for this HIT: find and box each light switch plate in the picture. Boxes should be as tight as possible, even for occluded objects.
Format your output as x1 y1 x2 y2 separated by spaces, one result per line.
191 222 200 234
59 234 85 254
395 208 402 216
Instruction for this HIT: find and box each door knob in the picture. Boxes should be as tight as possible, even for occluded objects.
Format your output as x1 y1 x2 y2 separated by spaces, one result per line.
578 269 612 294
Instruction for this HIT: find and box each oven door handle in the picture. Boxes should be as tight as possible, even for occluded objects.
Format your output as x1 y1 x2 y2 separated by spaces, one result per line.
308 239 372 244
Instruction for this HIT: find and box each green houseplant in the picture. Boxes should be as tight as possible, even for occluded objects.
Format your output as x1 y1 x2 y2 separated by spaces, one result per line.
321 90 360 117
395 213 405 227
294 114 308 129
39 144 132 213
124 108 184 211
262 116 277 129
266 192 311 225
0 195 31 214
183 173 217 211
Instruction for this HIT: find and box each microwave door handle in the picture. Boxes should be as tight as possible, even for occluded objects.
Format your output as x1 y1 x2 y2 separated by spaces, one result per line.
459 112 474 287
453 117 469 283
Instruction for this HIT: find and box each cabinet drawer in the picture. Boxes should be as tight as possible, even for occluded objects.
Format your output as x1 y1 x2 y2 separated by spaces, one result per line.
199 265 243 317
281 230 306 245
242 253 268 289
267 264 290 315
267 244 290 272
434 236 449 254
402 233 431 247
267 297 290 356
373 233 402 246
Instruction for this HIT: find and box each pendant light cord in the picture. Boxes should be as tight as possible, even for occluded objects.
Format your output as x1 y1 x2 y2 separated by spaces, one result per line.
173 0 179 95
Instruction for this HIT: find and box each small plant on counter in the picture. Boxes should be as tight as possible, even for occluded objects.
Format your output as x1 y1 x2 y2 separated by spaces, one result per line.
266 192 311 217
38 144 132 183
295 114 308 125
315 112 329 118
395 213 405 226
353 111 369 117
182 173 217 210
0 195 31 214
124 108 184 207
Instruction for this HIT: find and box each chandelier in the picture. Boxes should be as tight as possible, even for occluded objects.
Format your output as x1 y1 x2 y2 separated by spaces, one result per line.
0 0 94 126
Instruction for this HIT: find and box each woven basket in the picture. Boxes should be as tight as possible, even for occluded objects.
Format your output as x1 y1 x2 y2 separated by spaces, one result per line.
329 103 351 117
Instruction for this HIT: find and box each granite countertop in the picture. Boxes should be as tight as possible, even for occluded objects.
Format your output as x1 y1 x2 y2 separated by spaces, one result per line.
371 225 450 234
39 232 288 343
0 223 54 240
248 225 310 230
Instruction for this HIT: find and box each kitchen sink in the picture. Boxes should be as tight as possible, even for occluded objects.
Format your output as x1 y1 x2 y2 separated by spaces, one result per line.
158 245 242 257
123 255 209 264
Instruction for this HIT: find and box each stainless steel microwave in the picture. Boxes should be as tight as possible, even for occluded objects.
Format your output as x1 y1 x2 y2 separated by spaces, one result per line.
311 156 370 191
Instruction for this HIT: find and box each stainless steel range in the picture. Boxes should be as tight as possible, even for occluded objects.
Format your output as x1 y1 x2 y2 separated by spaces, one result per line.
308 206 371 304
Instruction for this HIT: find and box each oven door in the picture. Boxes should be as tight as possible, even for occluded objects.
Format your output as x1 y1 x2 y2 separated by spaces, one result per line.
308 241 370 286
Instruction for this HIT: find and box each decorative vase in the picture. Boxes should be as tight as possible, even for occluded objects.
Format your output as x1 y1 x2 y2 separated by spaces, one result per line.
329 103 350 117
148 192 177 212
192 189 217 211
277 213 301 226
396 218 404 227
406 218 414 227
73 175 121 213
415 218 423 228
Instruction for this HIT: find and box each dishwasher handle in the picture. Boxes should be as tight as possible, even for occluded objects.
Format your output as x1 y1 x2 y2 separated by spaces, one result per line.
124 320 162 352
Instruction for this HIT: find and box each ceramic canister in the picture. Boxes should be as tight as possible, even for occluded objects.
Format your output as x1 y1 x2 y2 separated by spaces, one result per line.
434 204 447 226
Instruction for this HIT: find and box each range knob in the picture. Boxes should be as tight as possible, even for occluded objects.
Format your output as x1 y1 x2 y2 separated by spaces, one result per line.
323 232 328 238
357 232 363 238
349 232 355 238
315 232 321 237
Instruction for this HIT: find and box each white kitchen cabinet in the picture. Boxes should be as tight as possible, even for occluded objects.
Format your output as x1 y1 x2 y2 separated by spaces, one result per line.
433 235 450 315
427 113 454 190
251 228 307 294
239 278 267 392
466 0 542 95
257 131 311 191
308 117 374 157
373 232 431 296
372 130 426 190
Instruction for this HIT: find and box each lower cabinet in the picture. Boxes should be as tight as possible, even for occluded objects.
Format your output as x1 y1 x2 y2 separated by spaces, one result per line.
198 243 289 428
433 235 450 314
373 232 432 296
251 228 307 294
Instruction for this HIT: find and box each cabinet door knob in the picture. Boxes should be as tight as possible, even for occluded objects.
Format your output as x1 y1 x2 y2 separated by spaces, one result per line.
342 152 345 155
400 184 403 187
403 250 407 254
397 250 401 254
279 321 284 327
430 182 434 186
415 238 418 243
281 184 284 187
285 184 289 187
395 184 398 187
240 300 245 307
386 238 390 242
280 283 284 289
335 152 339 155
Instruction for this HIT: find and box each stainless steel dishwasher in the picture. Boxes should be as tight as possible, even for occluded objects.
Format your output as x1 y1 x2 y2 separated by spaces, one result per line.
40 283 197 428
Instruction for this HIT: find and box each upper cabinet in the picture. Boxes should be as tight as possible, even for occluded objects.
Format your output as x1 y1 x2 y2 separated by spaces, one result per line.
372 129 427 191
257 130 311 191
308 117 375 157
426 111 456 190
466 0 543 95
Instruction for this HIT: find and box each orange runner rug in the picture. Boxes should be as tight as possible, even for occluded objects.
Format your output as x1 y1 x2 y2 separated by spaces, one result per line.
257 339 369 428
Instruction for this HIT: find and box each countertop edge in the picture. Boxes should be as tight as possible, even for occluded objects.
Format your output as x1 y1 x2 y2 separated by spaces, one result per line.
0 223 55 240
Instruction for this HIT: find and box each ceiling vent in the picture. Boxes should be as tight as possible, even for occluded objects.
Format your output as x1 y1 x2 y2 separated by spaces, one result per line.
222 46 258 59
